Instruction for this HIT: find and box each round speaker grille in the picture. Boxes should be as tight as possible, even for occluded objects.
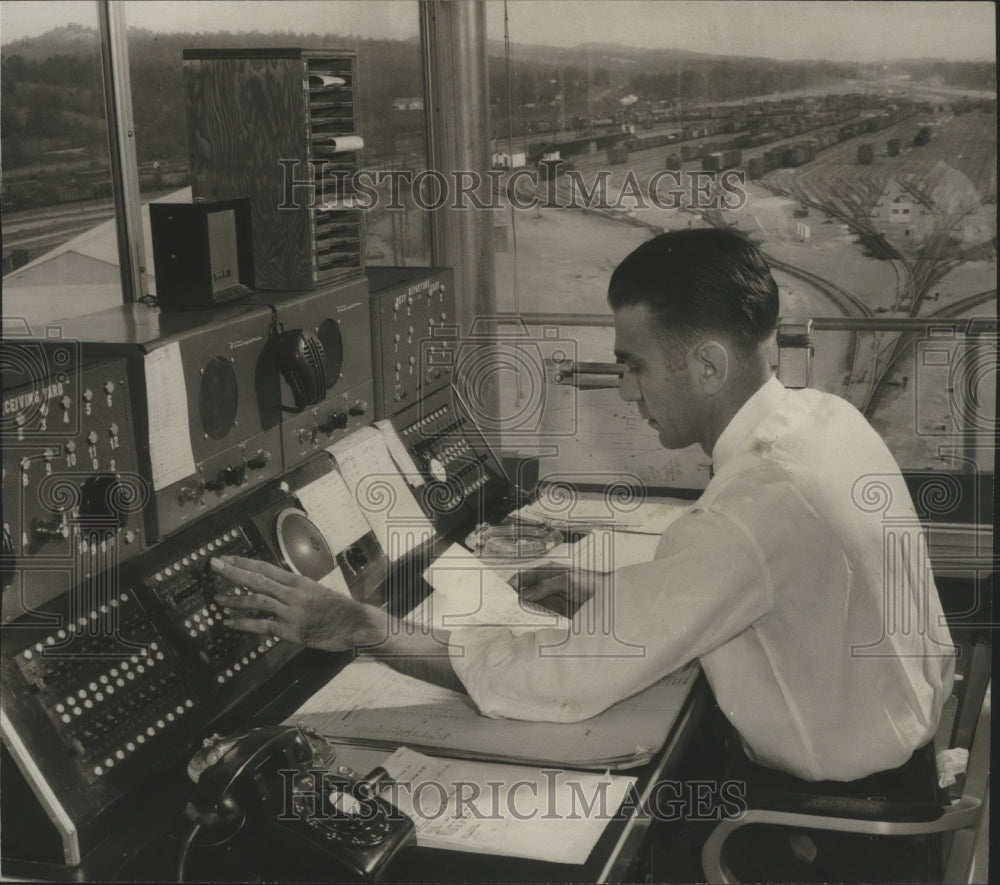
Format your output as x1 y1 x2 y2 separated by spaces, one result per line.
199 356 239 440
318 319 344 389
275 508 336 580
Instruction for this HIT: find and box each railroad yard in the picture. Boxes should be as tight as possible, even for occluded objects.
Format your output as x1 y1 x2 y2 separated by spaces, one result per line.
494 91 996 472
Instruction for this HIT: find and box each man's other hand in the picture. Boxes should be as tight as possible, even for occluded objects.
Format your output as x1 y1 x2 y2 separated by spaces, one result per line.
211 555 380 652
509 562 596 618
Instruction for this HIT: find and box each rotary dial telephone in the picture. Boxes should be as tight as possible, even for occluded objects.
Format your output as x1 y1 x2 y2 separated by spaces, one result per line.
181 726 414 882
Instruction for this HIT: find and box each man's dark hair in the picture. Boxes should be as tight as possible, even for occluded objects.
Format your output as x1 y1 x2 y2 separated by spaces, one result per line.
607 228 779 352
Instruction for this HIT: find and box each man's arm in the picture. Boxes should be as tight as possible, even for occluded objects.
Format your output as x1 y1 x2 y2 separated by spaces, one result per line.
211 555 464 693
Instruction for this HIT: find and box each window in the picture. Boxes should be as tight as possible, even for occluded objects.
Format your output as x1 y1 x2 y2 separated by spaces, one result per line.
1 2 115 330
124 0 432 278
1 1 431 332
485 1 996 479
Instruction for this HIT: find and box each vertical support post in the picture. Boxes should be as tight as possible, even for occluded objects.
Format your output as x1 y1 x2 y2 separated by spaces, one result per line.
419 1 499 428
97 0 146 304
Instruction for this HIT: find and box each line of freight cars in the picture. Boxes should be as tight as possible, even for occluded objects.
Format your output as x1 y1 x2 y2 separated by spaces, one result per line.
665 106 916 177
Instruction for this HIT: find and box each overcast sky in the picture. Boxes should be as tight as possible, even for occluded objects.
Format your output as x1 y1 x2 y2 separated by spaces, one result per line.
0 1 995 62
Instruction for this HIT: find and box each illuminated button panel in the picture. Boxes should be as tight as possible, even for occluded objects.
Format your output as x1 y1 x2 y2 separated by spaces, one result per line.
14 590 195 785
143 526 283 686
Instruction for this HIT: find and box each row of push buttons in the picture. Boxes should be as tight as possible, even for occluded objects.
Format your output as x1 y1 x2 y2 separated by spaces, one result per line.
436 438 470 464
185 603 223 637
403 406 449 435
53 643 166 722
214 637 280 684
153 529 241 582
91 698 195 778
22 592 131 660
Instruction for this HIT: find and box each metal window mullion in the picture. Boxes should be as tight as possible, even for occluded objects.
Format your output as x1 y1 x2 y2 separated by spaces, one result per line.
97 0 146 305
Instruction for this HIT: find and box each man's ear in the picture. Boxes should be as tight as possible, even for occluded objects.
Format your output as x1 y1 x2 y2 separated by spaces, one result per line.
692 340 729 395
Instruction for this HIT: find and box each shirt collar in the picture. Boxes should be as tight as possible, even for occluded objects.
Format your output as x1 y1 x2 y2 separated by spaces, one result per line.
711 375 788 472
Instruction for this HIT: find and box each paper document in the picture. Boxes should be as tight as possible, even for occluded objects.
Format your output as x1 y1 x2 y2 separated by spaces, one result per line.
416 544 568 633
327 427 433 561
375 419 425 486
295 469 371 553
284 657 698 769
318 567 351 597
571 530 663 573
379 747 635 863
522 487 692 536
308 74 346 88
144 343 196 489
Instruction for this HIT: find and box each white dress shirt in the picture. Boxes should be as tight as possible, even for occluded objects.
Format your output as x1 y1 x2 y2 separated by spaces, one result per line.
448 377 955 781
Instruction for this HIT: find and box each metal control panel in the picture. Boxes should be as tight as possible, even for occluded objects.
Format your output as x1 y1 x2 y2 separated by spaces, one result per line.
368 267 457 420
249 277 374 469
0 482 302 867
390 385 510 536
2 352 147 624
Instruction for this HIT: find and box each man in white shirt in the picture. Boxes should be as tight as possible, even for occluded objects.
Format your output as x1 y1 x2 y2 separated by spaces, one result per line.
212 228 954 785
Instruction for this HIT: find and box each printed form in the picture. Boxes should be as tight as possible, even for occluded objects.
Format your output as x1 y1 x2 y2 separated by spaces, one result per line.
379 746 636 863
327 426 433 560
144 342 196 489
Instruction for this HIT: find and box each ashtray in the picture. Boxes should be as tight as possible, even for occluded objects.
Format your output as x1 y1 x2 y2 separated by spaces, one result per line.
466 518 563 560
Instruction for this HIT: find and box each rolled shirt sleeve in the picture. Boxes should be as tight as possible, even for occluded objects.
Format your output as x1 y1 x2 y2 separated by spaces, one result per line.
448 505 773 722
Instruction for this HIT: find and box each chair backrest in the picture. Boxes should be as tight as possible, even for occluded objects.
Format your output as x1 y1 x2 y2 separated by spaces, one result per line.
942 637 990 884
946 637 992 803
951 637 991 751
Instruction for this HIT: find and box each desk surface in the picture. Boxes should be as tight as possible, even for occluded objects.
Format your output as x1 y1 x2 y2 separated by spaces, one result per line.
1 649 711 884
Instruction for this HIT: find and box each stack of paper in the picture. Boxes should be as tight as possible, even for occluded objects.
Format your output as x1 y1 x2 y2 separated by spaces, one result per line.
378 746 636 863
326 426 434 561
520 486 692 536
284 539 698 769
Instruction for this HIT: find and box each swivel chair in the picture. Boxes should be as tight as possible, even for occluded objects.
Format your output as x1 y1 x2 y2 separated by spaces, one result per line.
701 637 991 883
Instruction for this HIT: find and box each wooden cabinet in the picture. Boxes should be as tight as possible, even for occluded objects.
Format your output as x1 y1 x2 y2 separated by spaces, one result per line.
184 49 364 290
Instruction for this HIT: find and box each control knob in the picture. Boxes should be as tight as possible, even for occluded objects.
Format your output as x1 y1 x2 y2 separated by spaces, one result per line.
320 411 348 433
35 521 70 541
247 450 272 470
222 463 246 487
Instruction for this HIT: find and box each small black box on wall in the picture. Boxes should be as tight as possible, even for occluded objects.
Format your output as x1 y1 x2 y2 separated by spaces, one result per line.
150 199 254 310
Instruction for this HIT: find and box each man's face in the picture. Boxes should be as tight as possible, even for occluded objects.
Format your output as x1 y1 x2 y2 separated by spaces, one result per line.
613 304 703 451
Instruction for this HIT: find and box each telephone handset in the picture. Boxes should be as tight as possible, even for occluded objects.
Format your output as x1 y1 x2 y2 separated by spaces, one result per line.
277 328 327 408
182 726 414 882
